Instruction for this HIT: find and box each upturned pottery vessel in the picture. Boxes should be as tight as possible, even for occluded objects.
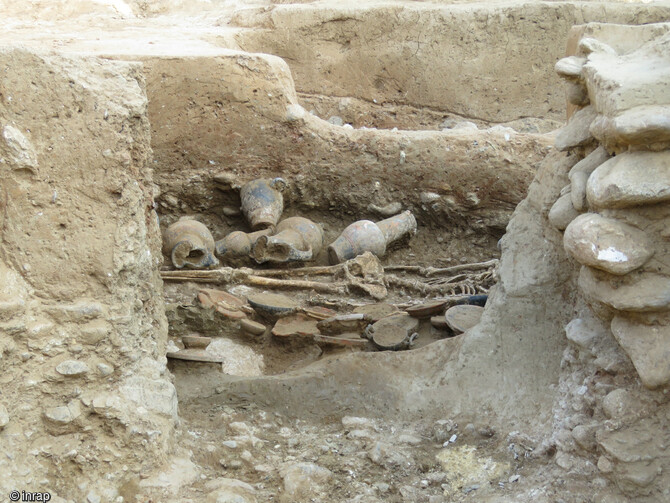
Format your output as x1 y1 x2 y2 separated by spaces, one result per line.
240 178 286 230
327 210 417 264
215 228 274 263
251 217 324 264
162 218 219 269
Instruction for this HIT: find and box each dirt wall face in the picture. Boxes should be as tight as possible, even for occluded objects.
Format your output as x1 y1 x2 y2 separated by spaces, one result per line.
232 2 670 125
0 49 175 501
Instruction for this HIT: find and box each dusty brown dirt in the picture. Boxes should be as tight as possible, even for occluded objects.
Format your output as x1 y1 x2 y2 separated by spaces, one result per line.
2 2 670 503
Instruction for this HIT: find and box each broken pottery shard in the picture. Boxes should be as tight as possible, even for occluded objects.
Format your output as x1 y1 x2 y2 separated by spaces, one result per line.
182 335 212 349
198 289 247 319
548 192 580 231
317 313 371 335
431 316 450 330
406 300 447 318
240 318 266 336
370 324 413 350
271 314 319 337
162 218 219 269
247 292 297 320
55 360 90 376
587 151 670 208
313 333 368 347
579 267 670 312
555 56 586 79
166 350 224 363
555 106 596 151
353 303 399 322
445 305 484 334
367 313 419 350
591 106 670 148
240 178 286 230
611 316 670 388
563 213 652 275
300 306 338 321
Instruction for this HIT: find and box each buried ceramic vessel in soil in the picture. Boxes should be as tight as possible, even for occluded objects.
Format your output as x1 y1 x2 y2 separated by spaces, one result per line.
162 218 219 269
240 178 286 230
327 210 417 264
252 216 324 264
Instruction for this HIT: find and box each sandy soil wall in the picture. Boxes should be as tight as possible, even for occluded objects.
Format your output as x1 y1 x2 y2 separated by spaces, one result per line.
0 49 176 501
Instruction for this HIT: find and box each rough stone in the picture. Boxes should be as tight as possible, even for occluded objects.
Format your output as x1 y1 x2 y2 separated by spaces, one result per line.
139 457 200 494
281 462 332 500
548 192 580 230
0 404 9 430
597 456 614 474
611 316 670 388
44 401 81 425
587 150 670 208
602 389 642 420
342 416 375 430
592 105 670 148
569 146 611 180
572 424 597 452
564 317 600 352
555 106 597 151
579 267 670 312
55 360 90 376
563 213 653 275
555 56 586 79
570 171 590 211
205 478 257 503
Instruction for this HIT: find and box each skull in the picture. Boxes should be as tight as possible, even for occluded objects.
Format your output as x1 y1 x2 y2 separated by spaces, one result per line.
162 218 219 269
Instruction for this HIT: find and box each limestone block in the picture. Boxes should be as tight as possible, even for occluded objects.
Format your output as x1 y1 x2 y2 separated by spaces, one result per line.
119 376 178 419
205 478 257 503
555 106 597 151
591 106 670 149
571 171 589 211
281 462 333 500
602 389 643 420
583 37 670 117
579 267 670 312
548 192 579 231
0 403 9 430
587 150 670 209
55 360 90 376
578 38 617 56
564 317 602 352
611 316 670 388
564 214 653 275
568 146 610 180
2 124 38 170
572 424 597 452
555 56 586 79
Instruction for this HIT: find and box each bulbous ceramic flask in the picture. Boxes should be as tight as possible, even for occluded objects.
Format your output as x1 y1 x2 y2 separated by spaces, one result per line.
327 210 416 264
162 218 219 269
